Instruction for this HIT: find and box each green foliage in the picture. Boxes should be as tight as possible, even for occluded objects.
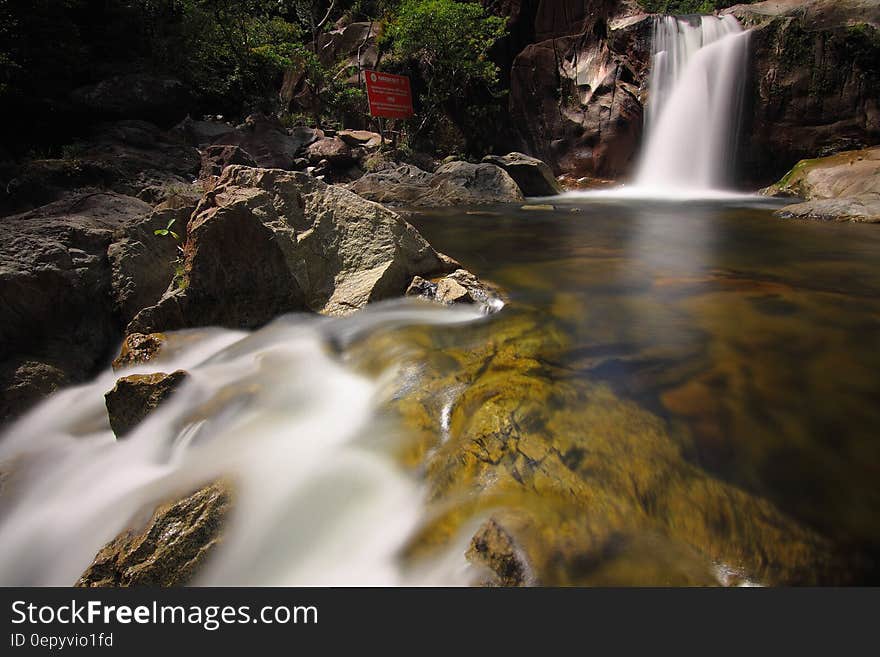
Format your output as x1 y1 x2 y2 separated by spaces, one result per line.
154 218 180 240
637 1 758 14
381 0 507 151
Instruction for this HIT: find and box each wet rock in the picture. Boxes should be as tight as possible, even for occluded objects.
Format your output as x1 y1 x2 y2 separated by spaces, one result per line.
70 74 195 127
407 269 505 312
112 333 168 371
350 162 524 207
104 370 188 438
359 310 854 586
129 165 454 332
482 152 561 196
199 144 258 179
76 482 230 587
775 197 880 223
0 192 152 423
467 517 534 586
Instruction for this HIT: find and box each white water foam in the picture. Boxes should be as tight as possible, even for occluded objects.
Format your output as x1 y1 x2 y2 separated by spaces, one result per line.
0 300 484 586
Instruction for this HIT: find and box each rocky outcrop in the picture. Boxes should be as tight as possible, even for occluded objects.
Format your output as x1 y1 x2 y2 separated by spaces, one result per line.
775 197 880 223
105 370 188 438
129 165 455 332
763 146 880 200
727 0 880 184
108 204 193 325
76 482 230 587
349 161 524 206
0 192 152 422
508 10 652 178
2 121 201 214
70 74 195 128
482 152 562 196
764 146 880 222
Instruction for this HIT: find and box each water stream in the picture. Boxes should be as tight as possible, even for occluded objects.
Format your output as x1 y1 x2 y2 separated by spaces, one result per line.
635 15 750 193
1 198 879 585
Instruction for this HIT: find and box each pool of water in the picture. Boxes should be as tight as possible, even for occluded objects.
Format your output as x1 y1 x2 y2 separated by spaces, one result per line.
405 195 880 582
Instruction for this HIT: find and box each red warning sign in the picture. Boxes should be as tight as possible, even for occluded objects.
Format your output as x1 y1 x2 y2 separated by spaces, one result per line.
365 70 414 119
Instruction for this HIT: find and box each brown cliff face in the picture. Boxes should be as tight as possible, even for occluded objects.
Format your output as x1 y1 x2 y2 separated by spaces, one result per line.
508 10 652 179
729 0 880 185
500 0 879 184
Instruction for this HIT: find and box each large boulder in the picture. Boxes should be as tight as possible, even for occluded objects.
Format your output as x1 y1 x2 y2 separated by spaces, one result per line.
0 192 152 422
1 121 201 214
70 74 195 127
209 114 318 170
482 152 562 196
727 0 880 184
129 165 454 332
108 203 193 325
763 146 880 200
349 161 524 206
306 137 354 167
764 146 880 222
77 482 230 587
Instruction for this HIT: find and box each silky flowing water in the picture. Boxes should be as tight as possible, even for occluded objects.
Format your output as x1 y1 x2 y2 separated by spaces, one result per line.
1 197 879 585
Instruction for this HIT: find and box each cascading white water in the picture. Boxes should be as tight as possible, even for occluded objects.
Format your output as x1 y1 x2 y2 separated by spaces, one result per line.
0 301 484 586
635 15 750 192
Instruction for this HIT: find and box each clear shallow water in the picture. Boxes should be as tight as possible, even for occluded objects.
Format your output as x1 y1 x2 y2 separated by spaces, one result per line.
1 196 878 585
409 197 880 568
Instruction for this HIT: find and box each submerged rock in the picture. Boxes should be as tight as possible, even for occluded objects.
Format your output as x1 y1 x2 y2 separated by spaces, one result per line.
105 370 188 438
349 161 524 207
482 152 562 196
76 482 230 587
351 310 853 586
129 165 455 332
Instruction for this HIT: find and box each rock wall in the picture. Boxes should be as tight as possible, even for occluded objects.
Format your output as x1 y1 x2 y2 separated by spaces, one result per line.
728 0 880 185
499 0 880 183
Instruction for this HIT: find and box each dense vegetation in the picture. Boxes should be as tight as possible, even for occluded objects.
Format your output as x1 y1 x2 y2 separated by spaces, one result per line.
638 0 758 14
0 0 507 156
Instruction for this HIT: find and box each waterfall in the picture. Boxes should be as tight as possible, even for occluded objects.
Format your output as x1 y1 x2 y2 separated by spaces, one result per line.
635 15 750 192
0 301 482 586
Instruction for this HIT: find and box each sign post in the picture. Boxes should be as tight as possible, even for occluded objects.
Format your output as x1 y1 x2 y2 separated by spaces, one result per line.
364 70 414 146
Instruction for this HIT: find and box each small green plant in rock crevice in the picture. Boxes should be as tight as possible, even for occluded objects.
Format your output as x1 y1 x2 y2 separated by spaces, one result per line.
154 218 180 240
